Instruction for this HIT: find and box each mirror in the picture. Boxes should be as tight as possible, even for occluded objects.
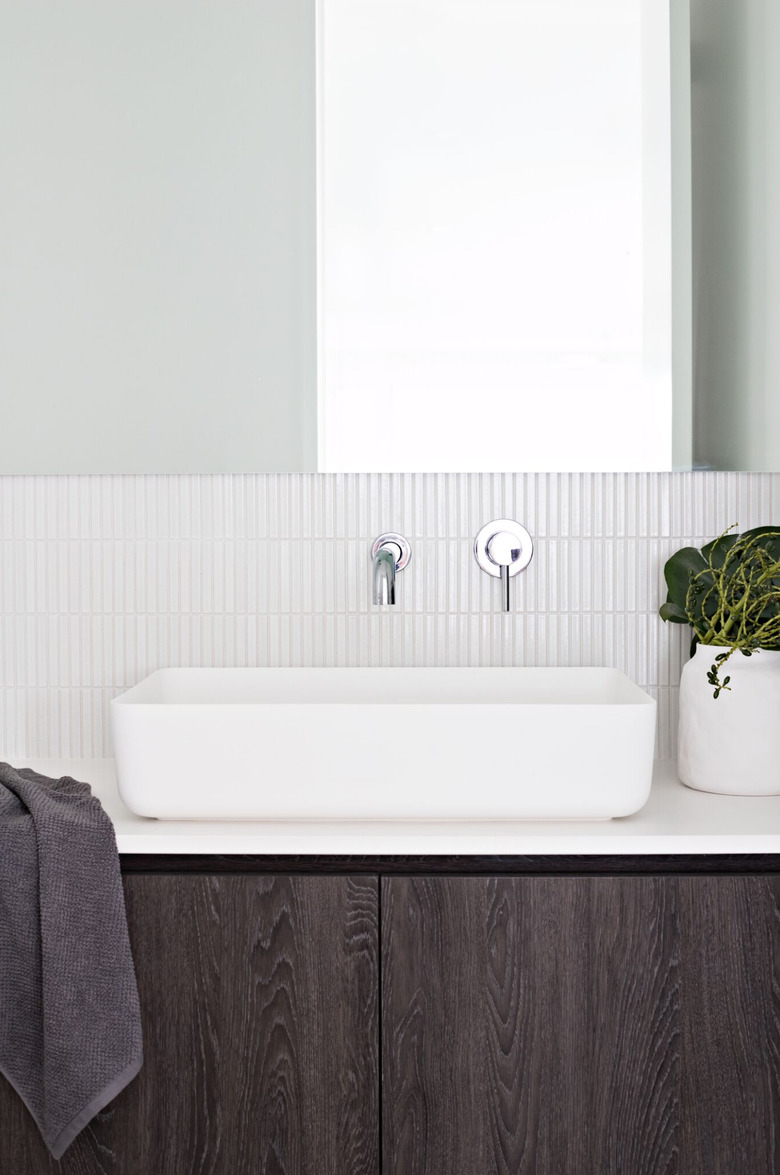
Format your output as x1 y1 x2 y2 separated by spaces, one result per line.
321 0 676 471
0 1 757 472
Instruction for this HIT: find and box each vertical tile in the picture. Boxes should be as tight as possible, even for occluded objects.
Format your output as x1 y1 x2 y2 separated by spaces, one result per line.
1 471 779 759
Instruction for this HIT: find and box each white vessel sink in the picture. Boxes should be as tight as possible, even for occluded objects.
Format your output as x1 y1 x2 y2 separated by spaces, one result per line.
111 668 656 821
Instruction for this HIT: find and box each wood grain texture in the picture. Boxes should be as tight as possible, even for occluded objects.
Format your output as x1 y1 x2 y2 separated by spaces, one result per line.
382 875 780 1175
679 876 780 1175
0 874 378 1175
4 870 780 1174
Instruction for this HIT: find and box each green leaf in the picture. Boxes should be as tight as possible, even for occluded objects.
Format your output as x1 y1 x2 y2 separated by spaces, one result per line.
659 601 688 624
701 532 740 568
663 547 709 610
740 525 780 543
738 527 780 565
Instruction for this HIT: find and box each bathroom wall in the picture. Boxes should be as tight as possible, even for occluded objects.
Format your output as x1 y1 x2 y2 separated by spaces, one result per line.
0 0 316 473
2 471 779 761
691 0 780 469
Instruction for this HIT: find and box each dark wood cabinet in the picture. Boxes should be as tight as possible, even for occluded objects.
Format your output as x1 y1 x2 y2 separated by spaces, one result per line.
381 875 780 1175
0 874 379 1175
1 864 779 1174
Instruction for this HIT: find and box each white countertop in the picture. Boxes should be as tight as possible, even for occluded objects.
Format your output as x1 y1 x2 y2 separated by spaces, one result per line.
14 758 780 855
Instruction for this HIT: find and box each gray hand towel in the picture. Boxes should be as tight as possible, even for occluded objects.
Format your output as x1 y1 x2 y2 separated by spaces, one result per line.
0 763 142 1159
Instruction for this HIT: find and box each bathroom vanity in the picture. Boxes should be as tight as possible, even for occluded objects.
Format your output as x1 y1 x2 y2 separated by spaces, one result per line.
3 0 780 1166
2 762 779 1175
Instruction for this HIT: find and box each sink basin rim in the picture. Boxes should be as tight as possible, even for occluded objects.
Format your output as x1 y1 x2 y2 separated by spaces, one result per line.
112 666 655 708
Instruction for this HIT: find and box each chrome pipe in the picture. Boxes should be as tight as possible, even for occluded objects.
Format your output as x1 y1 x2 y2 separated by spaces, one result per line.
370 533 411 607
373 546 397 605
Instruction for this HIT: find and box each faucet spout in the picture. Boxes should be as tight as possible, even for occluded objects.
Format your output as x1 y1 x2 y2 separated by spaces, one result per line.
370 533 411 606
373 544 399 605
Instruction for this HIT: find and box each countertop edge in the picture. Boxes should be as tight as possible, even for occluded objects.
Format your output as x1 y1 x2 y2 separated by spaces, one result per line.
114 833 780 856
11 757 780 858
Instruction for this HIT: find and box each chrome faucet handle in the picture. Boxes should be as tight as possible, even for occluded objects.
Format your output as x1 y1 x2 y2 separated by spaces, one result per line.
474 519 533 612
371 532 411 606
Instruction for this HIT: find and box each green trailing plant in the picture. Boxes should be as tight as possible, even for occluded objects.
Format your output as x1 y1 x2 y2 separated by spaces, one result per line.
660 525 780 696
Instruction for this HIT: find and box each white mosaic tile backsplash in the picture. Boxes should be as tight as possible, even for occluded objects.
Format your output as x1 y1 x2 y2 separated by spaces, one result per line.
2 472 779 760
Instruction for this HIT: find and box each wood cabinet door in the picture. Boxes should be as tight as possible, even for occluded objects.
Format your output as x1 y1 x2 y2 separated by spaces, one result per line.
0 874 379 1175
381 875 780 1175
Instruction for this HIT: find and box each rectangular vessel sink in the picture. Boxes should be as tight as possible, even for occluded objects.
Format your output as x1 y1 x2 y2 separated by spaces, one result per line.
111 668 656 821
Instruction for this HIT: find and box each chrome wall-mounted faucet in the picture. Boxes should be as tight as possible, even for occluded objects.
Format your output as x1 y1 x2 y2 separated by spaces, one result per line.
474 519 533 611
371 533 411 605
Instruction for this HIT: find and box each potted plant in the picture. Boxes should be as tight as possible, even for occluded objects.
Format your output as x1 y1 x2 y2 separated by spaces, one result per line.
660 525 780 794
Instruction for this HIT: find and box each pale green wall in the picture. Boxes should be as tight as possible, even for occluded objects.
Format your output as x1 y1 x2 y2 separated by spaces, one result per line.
671 0 693 470
0 1 316 472
691 0 780 470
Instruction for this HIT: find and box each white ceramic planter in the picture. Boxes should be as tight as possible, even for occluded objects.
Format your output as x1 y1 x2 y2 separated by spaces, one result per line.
678 644 780 794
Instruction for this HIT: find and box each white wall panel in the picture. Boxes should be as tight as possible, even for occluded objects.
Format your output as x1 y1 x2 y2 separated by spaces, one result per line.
1 473 778 759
